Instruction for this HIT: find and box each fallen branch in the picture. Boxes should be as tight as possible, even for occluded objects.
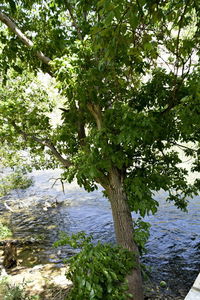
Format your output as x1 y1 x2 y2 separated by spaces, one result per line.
49 177 65 193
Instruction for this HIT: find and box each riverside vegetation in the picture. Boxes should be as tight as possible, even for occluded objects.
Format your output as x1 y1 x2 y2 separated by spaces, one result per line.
0 168 194 299
0 1 200 299
0 169 32 198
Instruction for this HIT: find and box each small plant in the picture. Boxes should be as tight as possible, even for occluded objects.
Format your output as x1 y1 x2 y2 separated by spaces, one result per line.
0 223 12 239
0 169 33 197
134 218 151 255
133 218 151 281
0 279 38 300
54 232 137 300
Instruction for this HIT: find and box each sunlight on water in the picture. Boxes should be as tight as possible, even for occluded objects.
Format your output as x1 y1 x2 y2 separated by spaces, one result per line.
0 168 200 297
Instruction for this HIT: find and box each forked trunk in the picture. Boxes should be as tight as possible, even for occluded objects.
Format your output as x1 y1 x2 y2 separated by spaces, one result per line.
107 168 144 300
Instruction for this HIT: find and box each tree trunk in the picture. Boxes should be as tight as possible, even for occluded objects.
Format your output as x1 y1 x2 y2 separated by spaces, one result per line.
107 168 144 300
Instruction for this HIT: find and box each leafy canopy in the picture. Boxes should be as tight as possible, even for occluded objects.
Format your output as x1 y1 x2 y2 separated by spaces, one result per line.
0 0 200 216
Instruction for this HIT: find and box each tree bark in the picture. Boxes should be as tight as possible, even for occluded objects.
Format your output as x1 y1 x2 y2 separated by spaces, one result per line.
107 168 144 300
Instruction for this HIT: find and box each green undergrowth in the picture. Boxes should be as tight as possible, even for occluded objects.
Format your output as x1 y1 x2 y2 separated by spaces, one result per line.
0 169 33 197
0 279 39 300
0 223 12 239
54 232 137 300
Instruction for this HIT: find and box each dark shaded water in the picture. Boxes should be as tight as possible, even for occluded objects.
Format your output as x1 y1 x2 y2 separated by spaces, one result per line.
0 169 200 298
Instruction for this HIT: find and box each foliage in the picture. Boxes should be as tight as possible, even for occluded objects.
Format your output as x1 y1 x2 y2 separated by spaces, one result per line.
0 146 31 171
0 71 59 171
0 2 200 296
0 278 39 300
0 222 12 239
0 169 33 197
54 232 136 299
133 218 150 255
0 0 199 212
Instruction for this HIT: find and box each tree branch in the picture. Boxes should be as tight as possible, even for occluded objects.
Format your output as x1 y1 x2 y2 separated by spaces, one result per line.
11 121 72 168
0 11 51 65
87 103 103 130
66 3 83 40
171 142 198 153
175 0 191 76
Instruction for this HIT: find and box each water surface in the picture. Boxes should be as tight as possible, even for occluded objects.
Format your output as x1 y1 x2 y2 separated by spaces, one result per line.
0 169 199 297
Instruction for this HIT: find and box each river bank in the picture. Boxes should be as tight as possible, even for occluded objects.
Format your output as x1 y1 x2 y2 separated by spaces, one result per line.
0 263 71 300
0 169 199 299
0 262 184 300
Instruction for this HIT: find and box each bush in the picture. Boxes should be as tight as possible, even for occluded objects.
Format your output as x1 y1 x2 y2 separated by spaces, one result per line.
0 223 12 239
54 232 136 300
0 169 32 197
0 279 39 300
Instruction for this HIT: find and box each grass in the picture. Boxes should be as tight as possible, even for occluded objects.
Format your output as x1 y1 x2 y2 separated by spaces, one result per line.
0 279 39 300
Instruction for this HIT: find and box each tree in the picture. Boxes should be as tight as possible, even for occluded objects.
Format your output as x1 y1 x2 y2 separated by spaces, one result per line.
0 1 200 299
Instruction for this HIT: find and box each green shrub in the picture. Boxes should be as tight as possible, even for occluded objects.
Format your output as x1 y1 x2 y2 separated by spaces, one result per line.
134 218 151 255
0 169 32 197
0 279 39 300
0 223 12 239
54 232 136 300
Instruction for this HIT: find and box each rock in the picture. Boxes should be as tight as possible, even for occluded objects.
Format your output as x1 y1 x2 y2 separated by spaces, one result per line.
0 263 72 298
0 237 41 247
160 280 167 288
0 265 7 277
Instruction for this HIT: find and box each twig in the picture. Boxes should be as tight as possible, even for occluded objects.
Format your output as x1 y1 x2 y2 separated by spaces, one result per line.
10 121 72 168
172 142 198 153
66 3 83 40
4 201 14 212
49 177 65 193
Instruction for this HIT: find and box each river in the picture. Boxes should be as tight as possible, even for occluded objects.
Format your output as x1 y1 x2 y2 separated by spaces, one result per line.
0 169 200 298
